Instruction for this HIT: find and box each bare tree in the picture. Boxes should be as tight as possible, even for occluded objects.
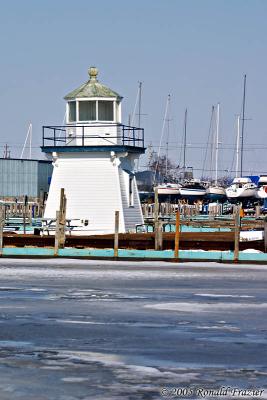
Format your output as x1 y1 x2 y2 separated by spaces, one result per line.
148 151 177 182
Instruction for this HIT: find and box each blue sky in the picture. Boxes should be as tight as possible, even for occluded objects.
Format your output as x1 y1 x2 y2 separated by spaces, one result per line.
1 0 267 177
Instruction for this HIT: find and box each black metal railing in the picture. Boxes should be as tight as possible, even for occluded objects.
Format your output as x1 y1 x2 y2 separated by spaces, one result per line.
42 124 145 148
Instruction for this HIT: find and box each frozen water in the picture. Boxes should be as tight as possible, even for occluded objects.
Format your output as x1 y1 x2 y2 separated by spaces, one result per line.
0 259 266 399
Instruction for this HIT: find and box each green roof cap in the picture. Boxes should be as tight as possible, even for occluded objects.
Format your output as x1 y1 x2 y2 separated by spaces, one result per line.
64 67 122 101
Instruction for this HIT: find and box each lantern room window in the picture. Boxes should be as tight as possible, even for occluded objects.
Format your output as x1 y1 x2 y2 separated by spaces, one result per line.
98 101 114 121
79 101 96 121
69 100 116 122
68 102 76 122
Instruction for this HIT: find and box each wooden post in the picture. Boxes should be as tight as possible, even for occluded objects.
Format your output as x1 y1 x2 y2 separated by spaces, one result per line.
154 187 159 221
154 187 161 250
264 217 267 253
54 210 60 256
5 205 9 221
174 210 180 260
54 188 67 256
255 205 261 218
23 206 26 234
234 207 240 262
0 206 5 256
157 221 163 251
23 195 28 234
114 210 119 258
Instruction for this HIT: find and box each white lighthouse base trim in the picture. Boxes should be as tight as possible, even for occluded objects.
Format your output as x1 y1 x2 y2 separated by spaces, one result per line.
44 152 143 235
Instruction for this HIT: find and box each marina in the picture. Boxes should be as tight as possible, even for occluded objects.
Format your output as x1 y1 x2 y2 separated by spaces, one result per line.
0 67 265 263
1 2 267 399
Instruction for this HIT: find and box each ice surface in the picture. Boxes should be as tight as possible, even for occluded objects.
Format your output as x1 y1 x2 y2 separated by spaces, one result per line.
194 293 254 298
0 259 266 399
145 302 267 312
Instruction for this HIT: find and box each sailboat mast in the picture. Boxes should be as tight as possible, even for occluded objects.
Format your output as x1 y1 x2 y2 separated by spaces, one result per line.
215 103 220 185
137 81 142 128
240 74 247 176
183 108 187 179
153 95 170 185
235 115 240 178
165 94 171 178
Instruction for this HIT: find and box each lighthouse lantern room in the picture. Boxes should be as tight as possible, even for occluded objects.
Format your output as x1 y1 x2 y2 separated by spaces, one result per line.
42 67 145 234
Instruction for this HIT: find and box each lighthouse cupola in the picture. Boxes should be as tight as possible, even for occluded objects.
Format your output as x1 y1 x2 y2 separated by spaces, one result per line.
63 67 123 146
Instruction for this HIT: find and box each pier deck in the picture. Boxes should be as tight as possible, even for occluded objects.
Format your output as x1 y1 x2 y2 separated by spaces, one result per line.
2 231 264 251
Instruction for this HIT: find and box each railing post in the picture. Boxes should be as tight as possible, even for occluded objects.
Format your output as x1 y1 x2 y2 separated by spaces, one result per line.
122 125 125 145
42 126 44 147
82 126 84 146
54 128 56 146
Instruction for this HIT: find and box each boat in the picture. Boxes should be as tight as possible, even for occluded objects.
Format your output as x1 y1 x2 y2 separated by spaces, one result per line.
225 77 258 201
256 176 267 199
156 183 180 195
178 110 208 201
154 183 180 202
206 185 226 200
226 177 257 199
179 179 206 199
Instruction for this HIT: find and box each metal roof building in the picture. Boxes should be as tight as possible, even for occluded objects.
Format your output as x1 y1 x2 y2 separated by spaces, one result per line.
0 158 52 199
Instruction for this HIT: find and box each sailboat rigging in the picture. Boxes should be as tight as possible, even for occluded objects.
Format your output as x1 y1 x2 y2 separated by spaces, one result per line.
206 103 226 200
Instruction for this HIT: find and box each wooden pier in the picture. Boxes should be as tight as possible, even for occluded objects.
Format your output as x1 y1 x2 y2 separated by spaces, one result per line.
1 231 264 252
0 192 266 262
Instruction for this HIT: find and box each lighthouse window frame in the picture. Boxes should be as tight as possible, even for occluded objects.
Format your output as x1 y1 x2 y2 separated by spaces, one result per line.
98 100 114 122
68 101 76 122
78 100 96 121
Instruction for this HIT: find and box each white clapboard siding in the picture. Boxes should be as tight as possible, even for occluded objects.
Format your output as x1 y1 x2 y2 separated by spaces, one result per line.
119 169 144 232
44 152 126 233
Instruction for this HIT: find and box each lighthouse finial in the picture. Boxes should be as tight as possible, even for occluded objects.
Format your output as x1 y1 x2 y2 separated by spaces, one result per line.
88 66 98 82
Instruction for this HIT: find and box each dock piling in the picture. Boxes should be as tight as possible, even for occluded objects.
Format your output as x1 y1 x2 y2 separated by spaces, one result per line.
264 217 267 253
54 188 67 256
114 210 119 258
0 206 4 256
234 206 240 262
154 188 162 250
174 210 180 260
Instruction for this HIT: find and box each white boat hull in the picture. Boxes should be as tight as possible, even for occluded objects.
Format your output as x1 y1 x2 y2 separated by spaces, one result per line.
256 187 267 199
226 187 257 199
206 186 226 196
226 177 257 200
157 188 180 195
180 188 206 197
156 184 180 196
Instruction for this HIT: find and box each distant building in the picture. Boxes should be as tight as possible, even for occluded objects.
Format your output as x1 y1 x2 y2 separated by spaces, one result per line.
0 158 52 200
135 170 161 191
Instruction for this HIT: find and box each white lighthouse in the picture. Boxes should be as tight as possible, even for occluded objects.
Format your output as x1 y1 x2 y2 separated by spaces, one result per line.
42 67 145 234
